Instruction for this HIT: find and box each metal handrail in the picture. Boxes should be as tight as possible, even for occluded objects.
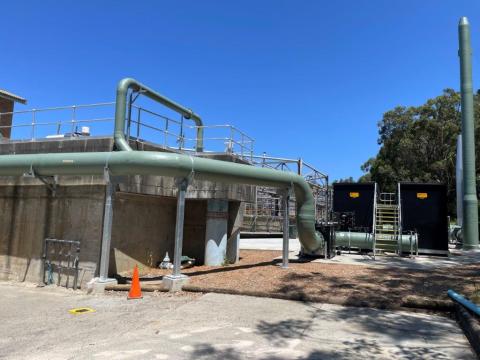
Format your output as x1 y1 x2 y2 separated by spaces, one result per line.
0 102 255 159
1 101 329 223
0 102 116 116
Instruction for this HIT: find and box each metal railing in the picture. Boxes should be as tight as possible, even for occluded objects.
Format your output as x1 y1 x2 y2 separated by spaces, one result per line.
0 102 255 160
0 102 116 140
379 192 396 205
244 154 330 226
126 104 254 160
1 102 330 227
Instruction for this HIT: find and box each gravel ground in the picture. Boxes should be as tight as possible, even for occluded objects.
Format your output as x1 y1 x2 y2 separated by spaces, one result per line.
121 250 480 308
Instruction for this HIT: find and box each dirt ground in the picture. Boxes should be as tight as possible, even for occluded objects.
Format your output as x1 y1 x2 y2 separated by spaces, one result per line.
121 250 480 308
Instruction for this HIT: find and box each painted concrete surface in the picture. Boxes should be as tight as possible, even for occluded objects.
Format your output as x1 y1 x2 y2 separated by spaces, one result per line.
0 282 474 359
204 199 229 266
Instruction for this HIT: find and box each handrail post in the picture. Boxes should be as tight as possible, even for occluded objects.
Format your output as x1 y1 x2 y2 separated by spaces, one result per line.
71 106 76 135
397 182 402 255
241 133 244 158
31 110 36 140
372 183 378 260
136 107 141 140
164 117 168 147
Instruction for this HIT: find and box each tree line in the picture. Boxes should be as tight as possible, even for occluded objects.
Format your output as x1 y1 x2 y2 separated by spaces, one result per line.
340 89 480 216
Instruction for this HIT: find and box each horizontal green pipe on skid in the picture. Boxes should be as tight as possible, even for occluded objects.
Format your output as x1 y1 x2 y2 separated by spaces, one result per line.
335 231 417 252
0 151 322 253
114 78 204 152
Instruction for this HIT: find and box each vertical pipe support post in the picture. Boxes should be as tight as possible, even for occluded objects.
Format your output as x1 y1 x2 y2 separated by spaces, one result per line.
172 177 189 277
281 186 292 269
99 167 115 282
458 17 479 249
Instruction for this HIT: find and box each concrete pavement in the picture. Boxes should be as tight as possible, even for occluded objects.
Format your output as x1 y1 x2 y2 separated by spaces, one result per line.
240 237 301 252
240 236 480 271
0 281 474 359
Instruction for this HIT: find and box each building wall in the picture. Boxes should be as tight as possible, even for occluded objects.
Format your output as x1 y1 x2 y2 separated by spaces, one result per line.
0 98 14 138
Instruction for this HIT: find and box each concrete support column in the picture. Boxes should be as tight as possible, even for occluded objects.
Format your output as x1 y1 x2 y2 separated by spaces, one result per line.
204 199 229 266
163 178 189 291
226 201 244 264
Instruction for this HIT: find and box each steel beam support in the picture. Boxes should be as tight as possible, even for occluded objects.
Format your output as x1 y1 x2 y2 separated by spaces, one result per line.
99 168 115 281
172 177 188 277
281 187 291 268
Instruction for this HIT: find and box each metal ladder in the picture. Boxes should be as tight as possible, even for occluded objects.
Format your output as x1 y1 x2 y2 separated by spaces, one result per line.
374 193 401 255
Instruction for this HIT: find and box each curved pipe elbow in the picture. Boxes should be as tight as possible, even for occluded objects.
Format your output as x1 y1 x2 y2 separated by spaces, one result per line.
293 179 323 253
114 77 204 152
114 78 137 151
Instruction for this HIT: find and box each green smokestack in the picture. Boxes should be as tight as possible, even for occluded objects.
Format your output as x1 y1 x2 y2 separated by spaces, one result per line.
458 16 479 249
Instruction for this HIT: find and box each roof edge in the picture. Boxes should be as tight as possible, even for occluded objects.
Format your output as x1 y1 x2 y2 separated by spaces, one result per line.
0 89 27 104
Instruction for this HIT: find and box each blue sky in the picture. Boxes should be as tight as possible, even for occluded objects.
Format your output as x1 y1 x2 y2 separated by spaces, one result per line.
1 0 480 180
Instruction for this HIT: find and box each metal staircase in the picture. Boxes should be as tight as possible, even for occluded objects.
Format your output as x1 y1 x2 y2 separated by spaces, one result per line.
373 192 401 256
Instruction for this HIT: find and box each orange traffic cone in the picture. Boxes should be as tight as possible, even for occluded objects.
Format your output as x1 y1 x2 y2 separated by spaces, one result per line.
127 265 143 300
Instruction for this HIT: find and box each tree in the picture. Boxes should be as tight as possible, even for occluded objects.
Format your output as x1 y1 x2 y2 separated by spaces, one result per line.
333 176 355 183
361 89 480 215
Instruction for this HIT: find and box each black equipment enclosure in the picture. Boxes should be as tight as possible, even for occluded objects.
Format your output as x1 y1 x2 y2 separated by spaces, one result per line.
399 183 448 254
332 183 375 232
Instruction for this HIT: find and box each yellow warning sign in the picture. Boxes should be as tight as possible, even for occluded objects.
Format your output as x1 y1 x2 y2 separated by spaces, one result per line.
69 307 95 315
417 193 428 199
349 192 360 198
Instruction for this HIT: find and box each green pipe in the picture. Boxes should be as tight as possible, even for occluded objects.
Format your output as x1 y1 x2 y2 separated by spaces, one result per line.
458 17 479 249
0 151 323 253
114 78 204 152
335 231 417 253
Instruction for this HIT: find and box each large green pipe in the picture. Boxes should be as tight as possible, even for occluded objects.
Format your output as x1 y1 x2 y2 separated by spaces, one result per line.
0 151 323 253
458 17 479 249
114 78 204 152
335 231 417 253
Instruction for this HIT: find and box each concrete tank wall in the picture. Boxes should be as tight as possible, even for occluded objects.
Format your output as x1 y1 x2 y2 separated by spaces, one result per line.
0 137 254 287
0 181 245 287
0 183 105 287
110 193 211 274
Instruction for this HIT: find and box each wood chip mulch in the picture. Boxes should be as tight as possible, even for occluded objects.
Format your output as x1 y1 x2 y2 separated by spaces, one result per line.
123 250 480 309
